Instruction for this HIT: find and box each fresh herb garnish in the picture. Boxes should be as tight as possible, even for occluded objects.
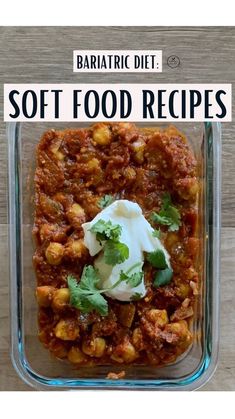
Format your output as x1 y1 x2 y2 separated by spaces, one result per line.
120 271 143 288
154 268 173 287
119 262 143 288
98 195 114 209
151 193 181 232
68 263 144 316
68 267 108 316
152 228 161 238
104 240 129 265
131 292 142 301
90 219 129 266
146 249 168 269
90 219 121 242
146 245 173 287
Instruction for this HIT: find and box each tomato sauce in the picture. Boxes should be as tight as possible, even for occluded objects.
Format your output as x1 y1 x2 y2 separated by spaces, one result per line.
33 123 200 367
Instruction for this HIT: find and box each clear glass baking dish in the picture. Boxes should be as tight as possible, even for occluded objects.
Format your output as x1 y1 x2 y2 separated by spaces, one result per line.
7 121 221 390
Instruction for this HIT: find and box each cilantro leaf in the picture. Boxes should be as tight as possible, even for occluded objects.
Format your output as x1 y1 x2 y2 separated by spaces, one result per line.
152 228 161 238
165 206 181 232
151 213 172 226
131 292 142 301
67 277 96 313
90 219 122 242
98 195 114 209
104 240 129 265
146 249 168 269
68 261 144 316
70 292 97 313
127 271 143 287
162 192 171 208
67 268 109 316
85 293 108 316
151 193 181 232
67 276 83 306
154 268 173 287
89 219 130 267
79 265 100 291
120 270 143 288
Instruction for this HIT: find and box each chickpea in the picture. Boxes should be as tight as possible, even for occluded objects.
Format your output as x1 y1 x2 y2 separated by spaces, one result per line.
51 342 68 359
66 203 86 228
166 320 188 335
52 288 70 311
135 148 145 164
118 304 136 327
113 123 136 139
68 346 86 364
110 353 124 364
165 232 179 249
52 149 65 161
45 242 64 265
92 124 111 146
120 342 138 363
164 320 192 347
40 223 67 244
132 327 145 351
51 142 65 161
117 122 133 130
175 282 191 299
184 267 198 282
36 286 56 307
112 341 138 363
39 223 56 242
187 178 199 198
65 239 87 259
146 351 160 366
146 309 169 328
82 337 106 358
71 203 85 217
54 319 80 341
123 167 136 181
86 158 101 171
176 177 199 201
131 140 146 164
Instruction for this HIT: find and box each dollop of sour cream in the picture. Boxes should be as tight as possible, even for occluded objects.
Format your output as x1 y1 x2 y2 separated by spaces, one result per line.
82 200 170 302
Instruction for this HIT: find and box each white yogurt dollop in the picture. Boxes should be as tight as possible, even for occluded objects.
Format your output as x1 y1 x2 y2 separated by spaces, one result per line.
82 200 170 302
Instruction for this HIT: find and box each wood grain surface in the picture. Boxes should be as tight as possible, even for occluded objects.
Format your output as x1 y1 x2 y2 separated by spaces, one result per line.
0 26 234 391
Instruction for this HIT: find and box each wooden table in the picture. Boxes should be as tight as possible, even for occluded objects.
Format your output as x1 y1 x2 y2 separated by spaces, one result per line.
0 27 234 390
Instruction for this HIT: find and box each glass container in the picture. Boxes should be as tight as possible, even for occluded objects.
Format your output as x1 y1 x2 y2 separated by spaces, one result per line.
7 121 221 390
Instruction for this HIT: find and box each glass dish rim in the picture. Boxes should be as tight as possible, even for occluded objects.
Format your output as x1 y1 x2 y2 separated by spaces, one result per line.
7 121 221 390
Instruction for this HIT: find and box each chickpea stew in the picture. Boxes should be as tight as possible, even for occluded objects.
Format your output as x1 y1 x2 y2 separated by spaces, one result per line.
33 122 200 369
